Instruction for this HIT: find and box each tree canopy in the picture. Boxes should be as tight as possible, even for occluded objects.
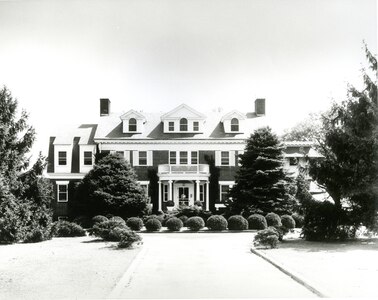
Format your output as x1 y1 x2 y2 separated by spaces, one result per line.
229 126 297 216
72 154 148 219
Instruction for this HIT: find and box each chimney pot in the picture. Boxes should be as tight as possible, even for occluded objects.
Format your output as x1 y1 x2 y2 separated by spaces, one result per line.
100 98 110 116
255 98 265 116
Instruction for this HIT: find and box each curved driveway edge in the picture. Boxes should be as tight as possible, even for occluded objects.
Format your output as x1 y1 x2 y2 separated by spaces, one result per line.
250 247 327 298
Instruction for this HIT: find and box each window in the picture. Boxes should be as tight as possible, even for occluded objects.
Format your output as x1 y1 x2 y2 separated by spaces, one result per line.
179 151 188 164
180 118 188 131
58 151 67 165
169 151 176 165
221 151 229 165
193 121 199 131
116 151 124 158
231 118 239 132
168 122 174 131
84 151 92 165
220 185 230 202
140 184 148 196
199 185 204 202
139 151 147 165
289 157 298 166
163 185 168 202
129 118 137 132
191 151 198 164
58 184 68 202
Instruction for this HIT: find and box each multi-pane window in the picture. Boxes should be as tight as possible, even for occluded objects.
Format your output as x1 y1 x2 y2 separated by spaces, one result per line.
179 151 188 164
129 118 137 131
168 122 174 131
169 151 177 165
180 118 188 131
221 151 229 165
58 151 67 165
231 118 239 132
220 185 230 202
84 151 92 165
139 151 147 165
163 185 168 202
193 121 199 131
199 185 204 202
191 151 198 164
58 184 68 202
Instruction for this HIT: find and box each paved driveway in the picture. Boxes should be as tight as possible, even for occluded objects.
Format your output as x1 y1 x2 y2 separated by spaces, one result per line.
109 232 317 298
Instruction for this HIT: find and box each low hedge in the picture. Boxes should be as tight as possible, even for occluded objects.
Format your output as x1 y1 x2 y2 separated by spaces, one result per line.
206 215 228 231
227 215 248 230
166 217 183 231
52 221 86 237
118 231 142 249
91 219 128 240
265 213 282 227
178 215 189 226
247 214 267 230
126 217 144 231
145 218 162 232
186 217 205 231
92 215 108 225
281 215 296 229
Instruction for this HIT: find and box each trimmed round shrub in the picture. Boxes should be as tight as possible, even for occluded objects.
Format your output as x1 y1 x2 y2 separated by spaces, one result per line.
110 216 126 224
206 215 228 231
145 214 165 224
291 213 304 228
186 216 205 231
118 231 142 249
166 217 183 231
52 221 86 237
91 219 128 240
228 215 248 230
178 215 188 226
92 215 108 225
281 215 296 229
126 217 144 231
253 227 280 249
145 218 162 232
247 214 267 230
24 229 45 243
265 213 282 227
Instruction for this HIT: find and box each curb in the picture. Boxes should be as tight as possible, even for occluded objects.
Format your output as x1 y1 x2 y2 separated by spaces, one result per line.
250 247 328 298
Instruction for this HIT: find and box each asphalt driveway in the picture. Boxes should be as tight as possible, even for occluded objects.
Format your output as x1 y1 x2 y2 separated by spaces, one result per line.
108 232 317 298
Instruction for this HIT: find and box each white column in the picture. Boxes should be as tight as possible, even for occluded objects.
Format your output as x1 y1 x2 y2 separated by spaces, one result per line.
196 180 200 201
168 180 173 201
205 181 210 211
158 181 162 211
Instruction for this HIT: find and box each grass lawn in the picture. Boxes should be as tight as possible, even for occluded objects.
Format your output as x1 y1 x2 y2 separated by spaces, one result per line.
0 235 141 299
259 232 378 298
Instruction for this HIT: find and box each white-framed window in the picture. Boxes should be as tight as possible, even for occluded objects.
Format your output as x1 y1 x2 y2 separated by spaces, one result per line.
199 185 204 202
219 185 230 202
163 184 168 202
57 182 69 202
168 122 174 131
191 151 198 164
129 118 137 132
169 151 176 164
179 151 188 164
231 118 239 132
58 151 67 165
221 151 229 166
83 151 93 165
180 118 188 131
193 121 199 131
139 151 147 165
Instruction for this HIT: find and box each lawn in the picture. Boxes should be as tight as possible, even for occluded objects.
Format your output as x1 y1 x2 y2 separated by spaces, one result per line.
259 232 378 298
0 236 141 299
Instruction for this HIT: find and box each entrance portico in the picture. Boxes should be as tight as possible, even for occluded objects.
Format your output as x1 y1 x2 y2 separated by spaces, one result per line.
157 164 210 211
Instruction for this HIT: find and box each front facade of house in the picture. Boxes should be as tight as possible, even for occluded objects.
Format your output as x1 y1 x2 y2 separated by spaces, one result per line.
47 99 319 219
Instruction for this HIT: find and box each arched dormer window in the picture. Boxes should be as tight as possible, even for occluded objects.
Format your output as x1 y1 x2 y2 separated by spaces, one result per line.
129 118 137 132
231 118 239 132
180 118 188 131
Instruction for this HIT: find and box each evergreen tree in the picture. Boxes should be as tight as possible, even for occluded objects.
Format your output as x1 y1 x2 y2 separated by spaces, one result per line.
72 154 148 219
229 127 297 216
309 44 378 230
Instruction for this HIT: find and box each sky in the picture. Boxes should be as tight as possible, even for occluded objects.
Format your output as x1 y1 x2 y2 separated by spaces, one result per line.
0 0 376 164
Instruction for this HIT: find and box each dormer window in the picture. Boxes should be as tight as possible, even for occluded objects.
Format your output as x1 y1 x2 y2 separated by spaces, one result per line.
193 121 199 131
180 118 188 131
169 122 174 131
129 118 137 132
231 118 239 132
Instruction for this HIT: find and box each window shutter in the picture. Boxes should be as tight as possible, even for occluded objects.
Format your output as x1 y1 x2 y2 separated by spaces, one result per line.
147 151 153 166
133 150 139 166
124 151 131 164
215 151 221 166
238 151 244 166
229 151 236 166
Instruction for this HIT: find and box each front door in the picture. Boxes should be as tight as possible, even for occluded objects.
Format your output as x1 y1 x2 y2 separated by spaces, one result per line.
178 187 189 206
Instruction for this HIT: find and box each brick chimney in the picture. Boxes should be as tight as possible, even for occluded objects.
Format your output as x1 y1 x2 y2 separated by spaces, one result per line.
255 98 265 116
100 98 110 116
